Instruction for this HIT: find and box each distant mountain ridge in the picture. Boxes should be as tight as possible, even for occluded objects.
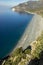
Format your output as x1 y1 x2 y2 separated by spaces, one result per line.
12 1 43 12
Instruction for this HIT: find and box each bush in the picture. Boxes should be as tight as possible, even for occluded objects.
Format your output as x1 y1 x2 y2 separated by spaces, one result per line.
25 49 31 54
12 47 23 57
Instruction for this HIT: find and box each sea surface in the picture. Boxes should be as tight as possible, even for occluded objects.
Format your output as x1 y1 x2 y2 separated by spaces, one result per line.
0 7 33 59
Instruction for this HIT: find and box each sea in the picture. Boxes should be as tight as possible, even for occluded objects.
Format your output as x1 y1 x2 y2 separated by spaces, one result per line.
0 6 34 59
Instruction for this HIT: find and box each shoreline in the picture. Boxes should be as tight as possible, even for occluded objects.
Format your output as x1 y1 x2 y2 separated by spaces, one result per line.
1 10 43 60
25 11 36 15
14 13 43 50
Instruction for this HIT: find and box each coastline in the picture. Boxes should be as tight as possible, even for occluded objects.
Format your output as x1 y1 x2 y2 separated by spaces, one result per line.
25 11 36 15
11 8 43 53
14 13 43 50
1 10 43 65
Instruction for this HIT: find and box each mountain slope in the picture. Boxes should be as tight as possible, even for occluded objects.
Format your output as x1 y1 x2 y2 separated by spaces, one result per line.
12 1 43 16
1 30 43 65
16 14 43 50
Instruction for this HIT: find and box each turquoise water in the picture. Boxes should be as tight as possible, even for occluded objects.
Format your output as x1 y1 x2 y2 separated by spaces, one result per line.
0 7 33 59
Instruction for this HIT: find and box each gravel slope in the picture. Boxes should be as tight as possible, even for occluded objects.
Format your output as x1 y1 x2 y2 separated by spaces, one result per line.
15 14 43 50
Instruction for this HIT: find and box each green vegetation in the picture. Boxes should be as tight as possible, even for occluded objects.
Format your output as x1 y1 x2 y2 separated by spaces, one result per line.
31 32 43 59
12 47 23 57
1 32 43 65
24 49 31 54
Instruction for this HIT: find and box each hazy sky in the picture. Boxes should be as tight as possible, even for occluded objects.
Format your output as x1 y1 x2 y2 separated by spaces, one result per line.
0 0 38 7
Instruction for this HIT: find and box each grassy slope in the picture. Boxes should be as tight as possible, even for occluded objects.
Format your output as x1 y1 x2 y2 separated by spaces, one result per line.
27 8 43 17
1 32 43 65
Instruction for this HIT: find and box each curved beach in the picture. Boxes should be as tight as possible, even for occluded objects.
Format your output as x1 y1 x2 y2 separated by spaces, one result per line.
15 14 43 50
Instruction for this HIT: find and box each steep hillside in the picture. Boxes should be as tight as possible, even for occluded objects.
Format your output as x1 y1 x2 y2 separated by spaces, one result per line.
1 30 43 65
1 14 43 65
12 1 43 16
16 14 43 50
